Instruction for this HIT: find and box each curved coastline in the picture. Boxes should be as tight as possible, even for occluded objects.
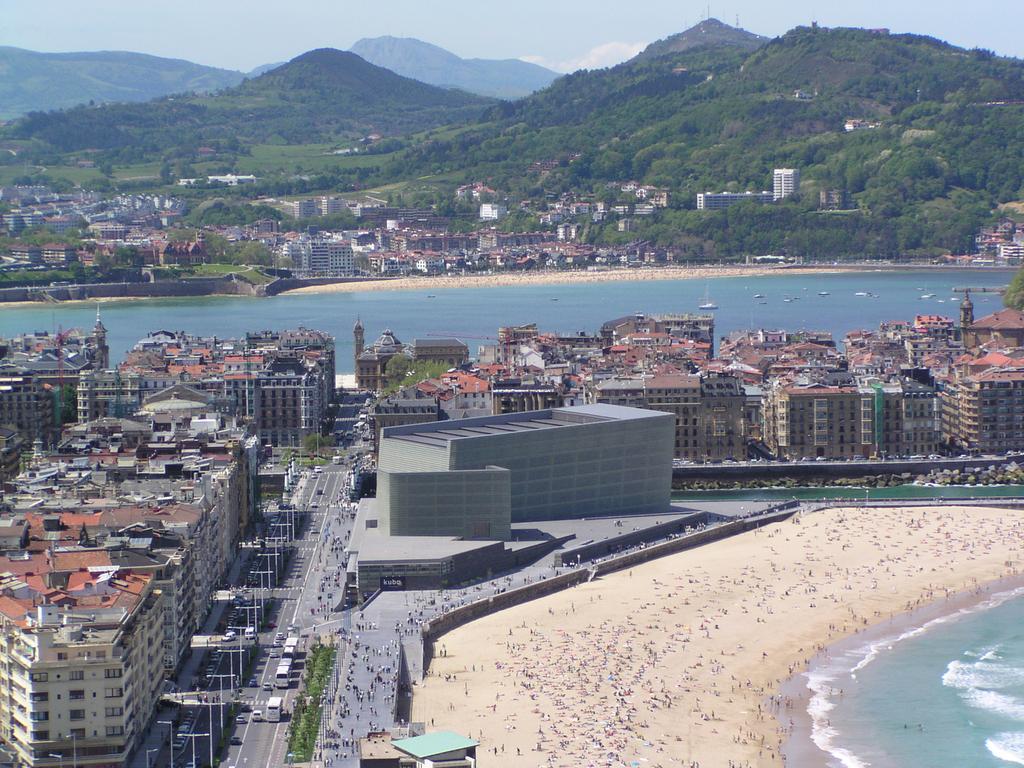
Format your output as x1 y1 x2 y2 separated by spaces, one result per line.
409 504 1024 768
780 573 1024 768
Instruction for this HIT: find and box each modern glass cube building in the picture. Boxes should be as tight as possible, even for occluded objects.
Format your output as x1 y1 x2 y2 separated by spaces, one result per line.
376 404 674 539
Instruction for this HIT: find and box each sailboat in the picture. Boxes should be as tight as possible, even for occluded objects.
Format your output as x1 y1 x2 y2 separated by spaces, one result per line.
698 283 718 310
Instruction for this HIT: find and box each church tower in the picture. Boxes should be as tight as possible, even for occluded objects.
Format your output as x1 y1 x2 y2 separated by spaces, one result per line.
93 305 110 370
959 291 975 329
353 317 365 368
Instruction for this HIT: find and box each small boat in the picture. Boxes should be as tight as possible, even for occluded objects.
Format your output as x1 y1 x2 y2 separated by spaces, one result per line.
758 301 768 305
698 283 718 310
426 294 436 298
783 297 794 303
551 297 559 302
855 291 868 297
753 294 765 299
937 299 946 303
818 291 830 296
920 293 935 299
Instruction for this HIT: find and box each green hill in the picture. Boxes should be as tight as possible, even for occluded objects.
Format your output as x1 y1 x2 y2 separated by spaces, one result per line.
634 17 767 61
387 24 1024 256
0 47 245 119
9 49 491 155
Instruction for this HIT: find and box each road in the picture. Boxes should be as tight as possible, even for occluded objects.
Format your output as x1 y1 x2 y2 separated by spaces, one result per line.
225 463 349 768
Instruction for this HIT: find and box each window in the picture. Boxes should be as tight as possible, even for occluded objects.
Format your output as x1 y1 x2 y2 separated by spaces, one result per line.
104 688 122 698
29 711 48 722
70 728 85 739
69 690 85 701
105 726 124 737
103 669 122 679
56 653 67 661
31 730 49 741
70 670 84 681
29 672 47 683
29 692 48 703
104 706 123 717
69 710 85 721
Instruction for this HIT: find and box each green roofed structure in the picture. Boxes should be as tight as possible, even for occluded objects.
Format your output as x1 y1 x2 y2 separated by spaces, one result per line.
391 731 478 764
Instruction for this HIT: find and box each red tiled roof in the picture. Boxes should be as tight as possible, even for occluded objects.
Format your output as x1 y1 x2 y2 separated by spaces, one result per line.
971 309 1024 330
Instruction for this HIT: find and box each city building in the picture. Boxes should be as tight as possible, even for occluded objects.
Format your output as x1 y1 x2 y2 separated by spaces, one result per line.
962 308 1024 351
376 404 674 538
595 372 748 461
0 365 57 447
283 236 355 277
942 368 1024 453
696 191 773 210
0 572 165 768
763 376 938 460
478 203 508 221
772 168 801 201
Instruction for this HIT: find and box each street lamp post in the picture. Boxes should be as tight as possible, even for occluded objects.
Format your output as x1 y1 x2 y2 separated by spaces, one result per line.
158 719 175 768
183 732 209 768
145 748 158 768
47 753 63 768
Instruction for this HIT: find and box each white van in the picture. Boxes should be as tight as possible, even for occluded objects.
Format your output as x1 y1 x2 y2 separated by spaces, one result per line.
244 627 256 641
252 709 263 722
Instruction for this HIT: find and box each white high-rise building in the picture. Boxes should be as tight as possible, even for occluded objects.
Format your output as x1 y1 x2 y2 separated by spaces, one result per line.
773 168 800 201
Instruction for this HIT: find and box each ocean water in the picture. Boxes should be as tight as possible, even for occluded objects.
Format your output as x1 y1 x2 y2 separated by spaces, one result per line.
0 269 1010 372
801 586 1024 767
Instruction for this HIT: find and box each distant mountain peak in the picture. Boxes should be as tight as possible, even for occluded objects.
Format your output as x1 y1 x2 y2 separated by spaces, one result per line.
350 36 559 100
635 18 768 61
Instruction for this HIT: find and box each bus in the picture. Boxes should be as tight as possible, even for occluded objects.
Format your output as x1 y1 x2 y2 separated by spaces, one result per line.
283 637 299 658
266 696 283 722
274 661 292 689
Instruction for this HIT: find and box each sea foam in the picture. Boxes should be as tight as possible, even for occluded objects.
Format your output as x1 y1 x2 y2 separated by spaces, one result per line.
987 732 1024 765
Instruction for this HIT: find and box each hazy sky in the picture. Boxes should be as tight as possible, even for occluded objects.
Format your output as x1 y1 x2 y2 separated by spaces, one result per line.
0 0 1019 72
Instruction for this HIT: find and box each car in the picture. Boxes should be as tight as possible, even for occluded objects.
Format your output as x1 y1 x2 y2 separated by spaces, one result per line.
230 736 243 746
248 677 257 687
269 649 281 658
252 710 263 722
262 682 273 691
235 714 248 724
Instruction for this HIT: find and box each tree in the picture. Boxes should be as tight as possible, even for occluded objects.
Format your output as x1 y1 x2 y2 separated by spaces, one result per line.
302 433 324 456
59 385 77 426
1005 268 1024 310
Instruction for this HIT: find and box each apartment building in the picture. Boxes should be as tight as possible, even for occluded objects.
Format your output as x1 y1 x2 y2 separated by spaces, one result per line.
696 191 773 210
0 366 57 448
595 372 747 461
0 573 165 768
763 376 938 460
772 168 800 201
942 368 1024 453
763 381 871 460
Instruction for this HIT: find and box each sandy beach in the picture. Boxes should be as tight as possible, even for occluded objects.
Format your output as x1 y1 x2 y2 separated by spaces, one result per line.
281 265 844 296
410 505 1024 767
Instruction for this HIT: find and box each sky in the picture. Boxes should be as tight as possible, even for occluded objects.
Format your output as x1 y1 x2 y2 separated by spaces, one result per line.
0 0 1020 73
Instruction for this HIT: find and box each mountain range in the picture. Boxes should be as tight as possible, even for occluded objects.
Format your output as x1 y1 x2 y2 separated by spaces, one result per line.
350 36 559 99
0 47 250 119
4 20 1024 258
10 49 491 151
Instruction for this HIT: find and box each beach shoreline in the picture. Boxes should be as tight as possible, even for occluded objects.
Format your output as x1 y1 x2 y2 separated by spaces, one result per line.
409 505 1024 767
0 263 1012 309
779 571 1024 767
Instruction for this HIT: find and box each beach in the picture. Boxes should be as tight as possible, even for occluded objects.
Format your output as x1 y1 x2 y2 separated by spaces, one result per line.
410 505 1024 767
281 265 844 295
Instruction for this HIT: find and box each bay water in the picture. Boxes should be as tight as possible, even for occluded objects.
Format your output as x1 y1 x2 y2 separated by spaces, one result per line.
0 269 1010 371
